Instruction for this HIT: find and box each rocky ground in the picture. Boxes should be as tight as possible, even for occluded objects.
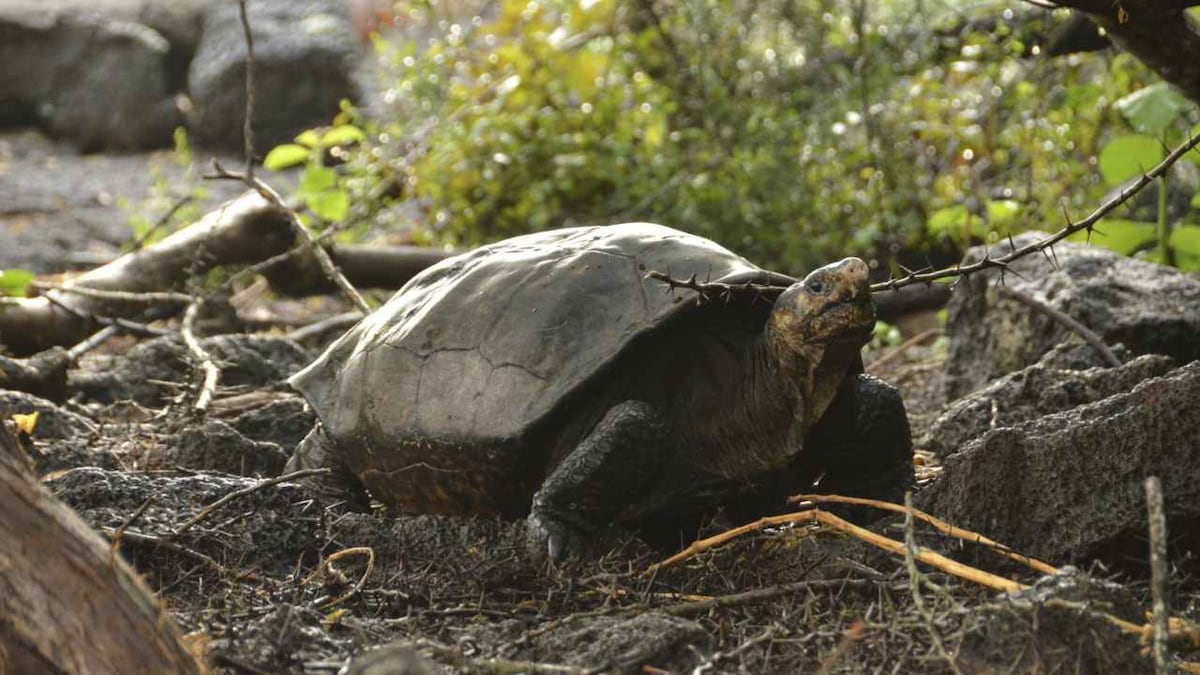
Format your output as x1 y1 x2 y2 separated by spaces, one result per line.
2 0 1199 669
2 140 1199 671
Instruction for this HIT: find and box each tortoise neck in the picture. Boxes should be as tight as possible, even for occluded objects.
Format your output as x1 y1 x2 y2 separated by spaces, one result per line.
758 331 858 431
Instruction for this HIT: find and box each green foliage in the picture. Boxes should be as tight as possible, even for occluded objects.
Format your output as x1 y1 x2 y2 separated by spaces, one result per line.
1098 135 1163 185
124 127 209 246
284 0 1200 275
265 119 364 223
0 269 34 297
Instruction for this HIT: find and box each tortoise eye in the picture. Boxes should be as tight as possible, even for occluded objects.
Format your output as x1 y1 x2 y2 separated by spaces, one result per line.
805 278 827 295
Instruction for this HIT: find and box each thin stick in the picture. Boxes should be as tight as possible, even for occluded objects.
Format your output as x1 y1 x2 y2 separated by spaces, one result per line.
661 578 869 616
904 493 964 675
108 496 154 569
312 547 375 608
649 509 1026 594
867 327 943 373
207 162 370 314
237 0 256 178
1146 476 1170 673
998 287 1121 367
174 467 331 534
66 324 121 362
789 493 1059 575
648 131 1200 298
36 284 193 305
181 299 220 414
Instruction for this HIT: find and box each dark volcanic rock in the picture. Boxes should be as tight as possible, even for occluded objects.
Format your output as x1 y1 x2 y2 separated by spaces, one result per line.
944 234 1200 398
188 0 363 151
958 569 1152 674
919 360 1200 570
228 395 315 450
171 419 288 476
922 352 1174 456
72 334 310 406
0 8 180 150
48 466 321 575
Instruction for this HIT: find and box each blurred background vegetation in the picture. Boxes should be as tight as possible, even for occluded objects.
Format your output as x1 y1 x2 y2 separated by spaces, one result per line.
271 0 1200 276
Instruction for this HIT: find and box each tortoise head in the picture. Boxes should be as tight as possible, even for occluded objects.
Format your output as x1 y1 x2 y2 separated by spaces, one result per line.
767 257 874 360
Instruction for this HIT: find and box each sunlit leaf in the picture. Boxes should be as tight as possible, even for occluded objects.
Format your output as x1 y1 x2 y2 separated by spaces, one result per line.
1114 83 1191 135
985 199 1021 230
263 144 312 170
12 411 38 435
300 166 337 193
1098 135 1164 185
0 269 35 296
307 190 349 222
1169 225 1200 271
321 125 366 147
1068 218 1156 255
295 130 321 148
927 204 983 239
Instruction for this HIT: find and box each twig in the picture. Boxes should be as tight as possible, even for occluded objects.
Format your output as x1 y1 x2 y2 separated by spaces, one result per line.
661 578 870 616
867 328 943 373
102 527 227 575
174 467 331 534
108 496 154 569
904 493 964 675
128 194 195 252
870 130 1200 292
35 283 193 305
646 130 1200 300
237 0 256 178
287 311 361 343
649 508 1027 593
207 161 370 314
997 286 1121 367
1146 476 1170 674
643 270 785 304
788 493 1058 575
309 546 375 608
181 299 220 414
65 324 121 362
816 620 866 675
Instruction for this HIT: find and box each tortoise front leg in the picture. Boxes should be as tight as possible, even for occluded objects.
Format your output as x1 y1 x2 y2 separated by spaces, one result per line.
805 373 914 519
527 400 669 561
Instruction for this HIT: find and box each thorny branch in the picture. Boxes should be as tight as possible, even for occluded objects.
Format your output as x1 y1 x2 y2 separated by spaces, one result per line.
647 130 1200 298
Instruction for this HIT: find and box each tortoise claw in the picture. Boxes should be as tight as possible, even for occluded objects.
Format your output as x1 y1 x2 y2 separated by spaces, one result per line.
526 510 586 563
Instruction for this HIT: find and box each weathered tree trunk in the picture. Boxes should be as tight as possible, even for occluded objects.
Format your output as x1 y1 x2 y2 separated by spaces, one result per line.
1046 1 1200 105
0 425 203 673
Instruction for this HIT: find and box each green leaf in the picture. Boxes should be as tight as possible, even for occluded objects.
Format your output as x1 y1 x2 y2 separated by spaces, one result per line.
1068 218 1156 255
306 190 349 221
1098 134 1164 185
263 144 312 170
1114 83 1191 135
1169 225 1200 271
320 125 366 147
300 166 337 194
1192 192 1200 210
295 129 322 148
0 269 35 297
985 199 1021 230
927 204 983 239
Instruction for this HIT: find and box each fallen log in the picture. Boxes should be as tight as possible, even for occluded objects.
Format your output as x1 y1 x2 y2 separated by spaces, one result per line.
0 192 457 356
0 423 203 673
0 191 294 356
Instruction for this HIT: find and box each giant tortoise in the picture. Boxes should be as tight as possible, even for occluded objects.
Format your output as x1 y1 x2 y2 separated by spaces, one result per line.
287 223 913 558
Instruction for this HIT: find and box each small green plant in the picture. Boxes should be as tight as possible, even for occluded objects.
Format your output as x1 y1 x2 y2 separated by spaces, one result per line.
263 115 366 225
123 128 210 247
0 269 34 297
1073 83 1200 269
